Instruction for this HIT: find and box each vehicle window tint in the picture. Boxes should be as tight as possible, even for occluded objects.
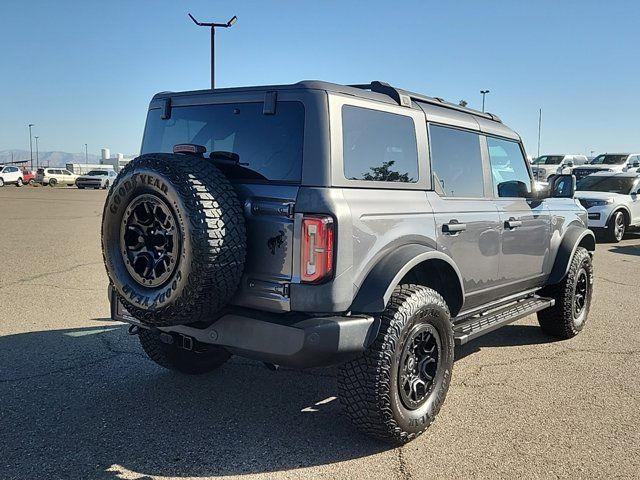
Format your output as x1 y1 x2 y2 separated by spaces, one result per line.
142 101 305 183
429 125 484 197
342 106 418 183
487 137 532 197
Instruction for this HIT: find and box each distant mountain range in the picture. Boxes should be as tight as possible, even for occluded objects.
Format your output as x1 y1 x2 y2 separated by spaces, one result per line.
0 150 134 168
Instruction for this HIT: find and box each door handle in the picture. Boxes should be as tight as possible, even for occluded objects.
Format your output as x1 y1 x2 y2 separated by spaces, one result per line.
504 219 523 229
442 222 467 234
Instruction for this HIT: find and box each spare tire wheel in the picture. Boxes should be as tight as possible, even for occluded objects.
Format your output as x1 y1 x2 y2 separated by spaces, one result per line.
101 153 246 326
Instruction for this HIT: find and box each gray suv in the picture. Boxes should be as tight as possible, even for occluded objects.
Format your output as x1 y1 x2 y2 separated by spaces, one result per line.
102 81 595 443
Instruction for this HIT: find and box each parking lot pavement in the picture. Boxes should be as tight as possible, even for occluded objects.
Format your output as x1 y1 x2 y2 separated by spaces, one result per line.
0 187 638 480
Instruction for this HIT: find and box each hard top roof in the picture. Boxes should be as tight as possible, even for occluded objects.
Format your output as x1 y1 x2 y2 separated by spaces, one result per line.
151 80 503 124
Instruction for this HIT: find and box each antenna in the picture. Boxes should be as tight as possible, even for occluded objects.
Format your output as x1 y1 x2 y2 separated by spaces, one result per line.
188 13 238 89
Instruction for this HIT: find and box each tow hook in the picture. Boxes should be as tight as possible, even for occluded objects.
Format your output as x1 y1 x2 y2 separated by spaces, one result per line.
127 325 140 336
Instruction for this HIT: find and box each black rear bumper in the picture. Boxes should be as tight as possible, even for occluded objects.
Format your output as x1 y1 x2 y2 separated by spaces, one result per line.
110 289 377 368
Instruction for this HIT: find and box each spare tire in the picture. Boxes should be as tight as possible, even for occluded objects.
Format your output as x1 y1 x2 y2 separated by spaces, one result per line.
101 153 246 326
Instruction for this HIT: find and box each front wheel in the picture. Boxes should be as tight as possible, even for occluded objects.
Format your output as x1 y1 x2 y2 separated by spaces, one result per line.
0 178 4 187
49 178 57 187
28 179 35 185
338 285 454 444
16 178 23 187
138 328 231 374
537 246 593 339
605 211 626 242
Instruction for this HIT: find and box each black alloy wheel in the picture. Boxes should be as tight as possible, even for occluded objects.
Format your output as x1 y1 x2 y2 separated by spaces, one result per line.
398 323 441 410
121 194 180 288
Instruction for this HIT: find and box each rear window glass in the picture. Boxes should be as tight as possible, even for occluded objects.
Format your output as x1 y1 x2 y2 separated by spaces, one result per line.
342 106 418 183
142 101 305 183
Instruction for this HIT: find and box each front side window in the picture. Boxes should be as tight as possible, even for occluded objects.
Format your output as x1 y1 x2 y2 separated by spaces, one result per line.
342 106 418 183
429 125 484 197
488 137 532 197
142 101 305 183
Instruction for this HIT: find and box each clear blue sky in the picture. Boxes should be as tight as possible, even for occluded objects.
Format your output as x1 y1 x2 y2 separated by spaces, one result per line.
1 0 639 157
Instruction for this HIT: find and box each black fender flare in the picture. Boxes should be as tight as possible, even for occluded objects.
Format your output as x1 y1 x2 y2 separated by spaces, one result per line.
349 244 465 313
547 226 596 285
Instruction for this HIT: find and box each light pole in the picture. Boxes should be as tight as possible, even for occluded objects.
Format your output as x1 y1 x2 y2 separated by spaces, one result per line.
188 13 237 89
35 136 39 169
537 109 542 158
85 143 88 165
480 90 490 112
28 124 34 170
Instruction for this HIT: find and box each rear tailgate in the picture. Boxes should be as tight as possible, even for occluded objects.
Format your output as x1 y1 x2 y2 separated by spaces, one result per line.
230 184 298 312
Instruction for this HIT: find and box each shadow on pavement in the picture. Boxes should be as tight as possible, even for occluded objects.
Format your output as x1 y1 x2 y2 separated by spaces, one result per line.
2 321 562 478
609 242 640 256
455 324 556 361
0 325 388 479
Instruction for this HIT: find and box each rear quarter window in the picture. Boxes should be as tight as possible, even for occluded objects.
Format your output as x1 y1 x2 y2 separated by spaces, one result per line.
342 105 418 183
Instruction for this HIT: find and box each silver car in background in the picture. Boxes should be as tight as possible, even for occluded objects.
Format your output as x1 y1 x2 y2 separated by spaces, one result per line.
75 169 117 189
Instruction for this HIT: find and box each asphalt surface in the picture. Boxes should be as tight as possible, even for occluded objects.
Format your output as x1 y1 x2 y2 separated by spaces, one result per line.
1 186 638 480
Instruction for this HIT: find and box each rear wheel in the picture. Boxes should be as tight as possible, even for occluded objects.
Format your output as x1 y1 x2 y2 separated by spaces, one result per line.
49 178 57 187
605 211 626 242
16 178 23 187
28 179 35 185
537 246 593 339
338 285 454 444
138 328 231 374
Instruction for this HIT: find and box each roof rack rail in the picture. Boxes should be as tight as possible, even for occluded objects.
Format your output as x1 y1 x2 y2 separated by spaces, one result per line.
349 81 502 123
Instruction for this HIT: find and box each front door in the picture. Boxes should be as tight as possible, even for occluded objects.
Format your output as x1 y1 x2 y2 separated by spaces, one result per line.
486 136 550 295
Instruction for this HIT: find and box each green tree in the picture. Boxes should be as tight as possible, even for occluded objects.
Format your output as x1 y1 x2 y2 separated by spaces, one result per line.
362 160 412 182
458 99 468 107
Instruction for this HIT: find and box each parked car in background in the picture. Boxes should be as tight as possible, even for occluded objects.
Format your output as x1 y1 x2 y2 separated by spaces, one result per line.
36 167 79 187
531 154 588 183
75 169 117 189
572 153 640 181
21 169 36 185
575 171 640 242
0 165 24 187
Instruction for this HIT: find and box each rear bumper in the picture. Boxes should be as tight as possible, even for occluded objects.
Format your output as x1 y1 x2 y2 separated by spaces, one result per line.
110 289 376 368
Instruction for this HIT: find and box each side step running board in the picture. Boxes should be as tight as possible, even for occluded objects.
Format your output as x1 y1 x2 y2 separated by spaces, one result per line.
453 295 555 345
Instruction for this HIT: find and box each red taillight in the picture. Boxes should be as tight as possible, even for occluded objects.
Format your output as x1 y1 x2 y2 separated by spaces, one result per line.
301 215 334 283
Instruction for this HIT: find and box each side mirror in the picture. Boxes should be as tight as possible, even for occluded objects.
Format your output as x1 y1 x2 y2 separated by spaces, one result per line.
565 160 574 167
547 174 576 198
632 161 640 168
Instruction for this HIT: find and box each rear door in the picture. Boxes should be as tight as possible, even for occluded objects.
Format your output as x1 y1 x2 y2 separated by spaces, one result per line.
427 123 502 310
485 136 550 294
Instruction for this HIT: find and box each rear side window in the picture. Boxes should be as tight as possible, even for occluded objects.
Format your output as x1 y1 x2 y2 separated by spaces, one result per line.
487 137 532 197
342 106 418 183
142 101 305 183
429 125 484 197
